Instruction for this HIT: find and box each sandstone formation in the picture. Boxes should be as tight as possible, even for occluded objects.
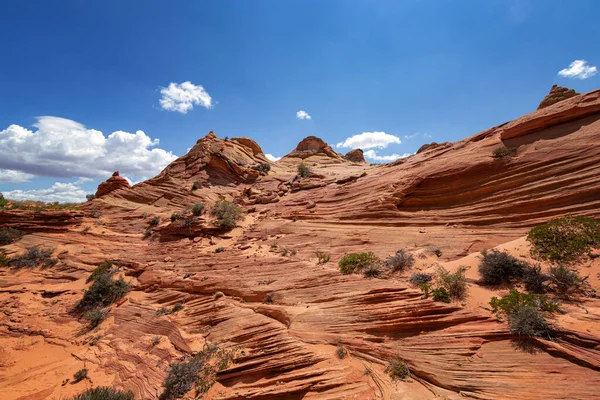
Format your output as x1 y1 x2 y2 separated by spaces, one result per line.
537 84 579 110
344 148 365 163
94 171 131 197
2 89 600 400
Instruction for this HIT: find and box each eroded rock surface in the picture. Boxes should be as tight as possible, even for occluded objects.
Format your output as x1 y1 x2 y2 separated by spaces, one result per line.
538 84 579 110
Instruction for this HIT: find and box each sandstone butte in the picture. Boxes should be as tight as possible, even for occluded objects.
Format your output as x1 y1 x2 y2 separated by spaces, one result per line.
1 87 600 400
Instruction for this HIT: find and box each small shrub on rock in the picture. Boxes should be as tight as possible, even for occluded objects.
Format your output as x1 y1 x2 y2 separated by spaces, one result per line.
73 368 88 382
522 263 549 293
432 287 451 303
150 216 161 226
548 265 584 296
509 306 550 338
385 357 410 380
160 358 204 400
76 271 130 312
0 227 24 245
386 249 414 272
336 344 346 359
215 247 225 253
192 181 200 191
478 249 525 285
297 163 311 178
171 212 182 222
527 216 600 263
409 273 433 286
10 246 57 269
87 261 114 283
489 289 558 315
316 251 330 264
253 163 271 173
423 245 442 257
70 387 134 400
436 266 467 299
0 254 9 267
211 200 243 230
192 203 205 216
492 146 516 158
363 264 382 278
338 252 379 274
84 309 108 328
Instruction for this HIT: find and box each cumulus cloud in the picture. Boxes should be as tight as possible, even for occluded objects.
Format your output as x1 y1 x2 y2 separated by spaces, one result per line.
160 81 212 113
0 116 177 181
1 181 89 203
0 169 36 183
265 154 281 162
336 131 401 149
558 60 597 79
363 150 412 162
296 110 312 120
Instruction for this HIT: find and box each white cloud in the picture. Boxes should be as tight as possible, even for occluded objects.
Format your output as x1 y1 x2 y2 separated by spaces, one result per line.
558 60 597 79
159 81 212 113
1 181 89 203
404 133 433 140
0 116 177 181
363 150 412 162
0 169 36 183
336 131 401 149
296 110 312 120
265 154 281 162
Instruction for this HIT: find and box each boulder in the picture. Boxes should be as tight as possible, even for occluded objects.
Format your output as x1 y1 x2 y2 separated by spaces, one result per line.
95 171 131 197
344 148 365 162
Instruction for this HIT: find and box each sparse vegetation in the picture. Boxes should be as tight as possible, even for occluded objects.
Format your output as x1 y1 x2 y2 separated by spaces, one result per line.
84 309 108 328
335 344 346 359
211 200 243 230
316 251 330 264
409 273 432 286
432 287 451 303
172 303 184 313
489 289 558 315
70 387 134 400
192 203 205 216
0 254 9 267
0 196 80 211
423 245 442 257
157 303 185 316
492 146 516 158
386 249 414 271
192 181 200 191
522 263 549 293
338 252 379 274
527 216 600 263
363 264 382 278
297 163 311 178
509 306 550 338
9 246 58 269
419 283 430 298
75 270 130 312
385 357 410 380
489 290 555 338
150 216 161 226
253 163 271 173
436 266 467 299
548 265 584 296
73 368 88 383
87 261 114 283
171 212 182 222
86 194 96 202
215 246 225 253
478 249 526 285
0 227 24 245
152 336 161 346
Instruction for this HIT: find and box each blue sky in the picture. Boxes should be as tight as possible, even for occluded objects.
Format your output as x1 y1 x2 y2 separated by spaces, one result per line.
1 0 599 202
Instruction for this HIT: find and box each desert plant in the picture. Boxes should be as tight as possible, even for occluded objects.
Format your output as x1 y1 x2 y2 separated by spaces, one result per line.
211 200 243 230
527 216 600 263
253 163 271 173
297 163 311 178
522 263 549 293
363 264 382 278
316 251 330 264
172 303 184 313
0 193 6 208
386 249 414 271
192 203 205 216
156 307 170 316
489 289 558 315
492 146 516 158
87 261 114 283
86 194 95 202
180 216 195 229
73 368 88 382
335 344 346 359
171 212 182 222
478 249 525 285
281 248 289 256
409 273 433 286
9 246 57 269
419 283 430 298
432 287 451 303
508 306 550 338
423 245 442 257
70 387 134 400
150 216 161 226
160 358 204 400
192 181 200 191
0 254 9 267
548 265 584 296
0 227 24 245
215 247 225 253
152 336 161 346
76 271 130 312
436 266 467 299
84 309 108 328
338 252 379 274
385 357 410 380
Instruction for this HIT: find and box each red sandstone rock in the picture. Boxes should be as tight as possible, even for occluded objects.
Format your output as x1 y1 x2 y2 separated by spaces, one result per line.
95 171 131 197
538 84 579 110
344 148 365 162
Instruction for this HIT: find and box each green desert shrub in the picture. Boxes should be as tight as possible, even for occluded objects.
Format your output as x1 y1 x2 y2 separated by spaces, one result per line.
522 263 549 293
86 194 96 202
73 368 88 382
508 306 550 338
150 216 161 226
76 271 130 312
84 309 109 328
490 290 556 338
335 344 346 359
385 357 410 380
548 265 584 296
171 303 184 313
0 254 9 267
338 252 379 274
316 251 330 264
70 387 134 400
431 287 451 303
9 246 57 269
297 163 311 178
192 203 205 216
527 216 600 263
253 163 271 173
0 193 7 208
478 249 525 285
489 289 558 315
170 212 182 222
87 261 114 283
423 245 442 257
492 146 516 158
160 358 204 400
192 181 200 191
0 227 24 245
386 249 414 271
363 264 382 278
436 266 467 299
409 273 433 286
211 200 243 230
